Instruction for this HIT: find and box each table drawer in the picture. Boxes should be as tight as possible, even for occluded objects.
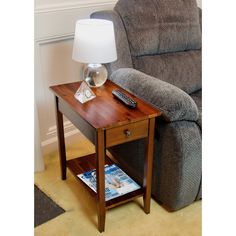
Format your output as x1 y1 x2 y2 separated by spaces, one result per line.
106 119 148 147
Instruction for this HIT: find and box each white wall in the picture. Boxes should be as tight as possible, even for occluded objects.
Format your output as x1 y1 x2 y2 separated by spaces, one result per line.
34 0 202 169
34 0 117 169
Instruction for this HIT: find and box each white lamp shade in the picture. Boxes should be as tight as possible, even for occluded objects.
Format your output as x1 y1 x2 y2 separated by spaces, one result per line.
72 19 117 64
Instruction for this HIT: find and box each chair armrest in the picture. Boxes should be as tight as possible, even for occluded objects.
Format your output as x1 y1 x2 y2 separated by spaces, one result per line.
110 68 199 122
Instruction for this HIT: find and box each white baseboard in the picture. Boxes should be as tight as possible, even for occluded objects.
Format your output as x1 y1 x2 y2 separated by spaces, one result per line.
41 120 77 145
41 127 85 155
41 120 85 154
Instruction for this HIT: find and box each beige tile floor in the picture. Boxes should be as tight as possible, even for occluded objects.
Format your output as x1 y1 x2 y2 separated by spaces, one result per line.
35 138 201 236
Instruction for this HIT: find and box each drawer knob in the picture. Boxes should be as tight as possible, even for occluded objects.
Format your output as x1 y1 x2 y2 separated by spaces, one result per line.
124 129 132 137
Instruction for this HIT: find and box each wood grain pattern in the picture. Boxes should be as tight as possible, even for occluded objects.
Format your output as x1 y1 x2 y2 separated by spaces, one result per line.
51 80 162 232
55 96 67 180
106 119 148 147
59 99 96 144
95 130 106 232
66 154 112 175
50 80 161 130
66 154 113 198
143 118 155 214
106 188 144 209
66 154 145 210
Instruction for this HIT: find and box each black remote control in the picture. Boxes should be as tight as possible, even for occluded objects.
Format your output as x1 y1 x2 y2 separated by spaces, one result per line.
112 89 137 108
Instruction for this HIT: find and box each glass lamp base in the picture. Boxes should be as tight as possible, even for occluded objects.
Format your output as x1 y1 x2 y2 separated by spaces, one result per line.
84 63 108 87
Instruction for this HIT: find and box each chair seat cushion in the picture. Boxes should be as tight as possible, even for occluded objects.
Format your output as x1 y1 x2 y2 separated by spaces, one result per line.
190 90 202 128
133 50 201 94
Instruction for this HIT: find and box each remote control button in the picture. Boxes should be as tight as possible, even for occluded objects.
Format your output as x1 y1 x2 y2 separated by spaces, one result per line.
112 89 137 108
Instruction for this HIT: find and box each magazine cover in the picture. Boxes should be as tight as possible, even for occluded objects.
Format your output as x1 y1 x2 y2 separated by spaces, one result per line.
77 164 141 201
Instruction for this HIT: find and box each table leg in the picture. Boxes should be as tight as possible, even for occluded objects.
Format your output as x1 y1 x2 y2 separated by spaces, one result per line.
55 96 67 180
143 118 155 213
96 129 106 232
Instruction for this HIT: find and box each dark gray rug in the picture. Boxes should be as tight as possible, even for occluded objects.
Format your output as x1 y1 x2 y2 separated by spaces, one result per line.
34 185 65 227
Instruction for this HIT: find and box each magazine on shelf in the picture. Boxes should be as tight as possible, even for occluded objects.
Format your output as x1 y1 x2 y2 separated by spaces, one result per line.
77 164 141 201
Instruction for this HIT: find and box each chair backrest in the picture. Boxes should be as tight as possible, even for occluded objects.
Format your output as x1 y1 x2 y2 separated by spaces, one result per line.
114 0 201 57
113 0 202 94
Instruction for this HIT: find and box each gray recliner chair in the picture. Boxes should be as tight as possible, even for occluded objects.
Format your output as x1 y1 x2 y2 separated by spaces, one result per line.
91 0 202 211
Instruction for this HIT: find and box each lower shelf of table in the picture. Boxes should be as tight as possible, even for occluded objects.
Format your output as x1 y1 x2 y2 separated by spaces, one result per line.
66 153 144 209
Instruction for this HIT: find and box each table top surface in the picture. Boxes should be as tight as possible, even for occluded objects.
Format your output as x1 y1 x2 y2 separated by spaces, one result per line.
50 80 162 130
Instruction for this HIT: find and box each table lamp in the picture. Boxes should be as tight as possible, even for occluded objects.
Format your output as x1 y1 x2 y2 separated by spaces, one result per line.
72 19 117 88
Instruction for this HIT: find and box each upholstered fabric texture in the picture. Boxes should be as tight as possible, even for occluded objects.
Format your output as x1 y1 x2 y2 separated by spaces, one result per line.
190 89 202 129
154 121 202 209
114 0 201 56
91 11 133 75
91 0 202 211
109 120 202 211
133 50 202 94
110 68 199 122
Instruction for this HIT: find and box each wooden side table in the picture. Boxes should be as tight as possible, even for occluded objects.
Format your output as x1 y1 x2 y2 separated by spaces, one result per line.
50 80 161 232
